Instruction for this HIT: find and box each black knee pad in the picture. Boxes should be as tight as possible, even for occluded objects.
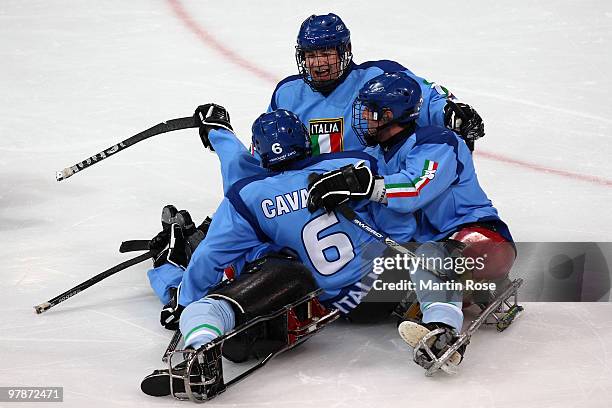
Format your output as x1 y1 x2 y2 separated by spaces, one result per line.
207 257 317 363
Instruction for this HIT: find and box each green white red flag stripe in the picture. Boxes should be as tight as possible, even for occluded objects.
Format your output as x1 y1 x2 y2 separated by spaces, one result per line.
386 160 438 198
311 133 343 155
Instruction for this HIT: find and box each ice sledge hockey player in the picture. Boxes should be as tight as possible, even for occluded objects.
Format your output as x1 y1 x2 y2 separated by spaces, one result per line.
170 12 483 246
307 71 516 372
149 102 413 328
196 13 484 197
267 13 484 153
141 109 418 399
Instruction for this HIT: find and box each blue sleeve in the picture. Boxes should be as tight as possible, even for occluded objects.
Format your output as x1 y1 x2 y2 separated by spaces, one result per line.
147 263 184 304
178 198 264 307
207 129 264 193
407 71 450 128
383 143 457 214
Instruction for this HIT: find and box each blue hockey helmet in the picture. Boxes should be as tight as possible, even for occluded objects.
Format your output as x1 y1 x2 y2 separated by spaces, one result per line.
252 109 311 169
351 72 423 146
295 13 353 92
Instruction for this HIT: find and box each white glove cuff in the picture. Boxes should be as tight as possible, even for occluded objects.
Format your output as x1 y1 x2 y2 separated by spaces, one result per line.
369 178 387 204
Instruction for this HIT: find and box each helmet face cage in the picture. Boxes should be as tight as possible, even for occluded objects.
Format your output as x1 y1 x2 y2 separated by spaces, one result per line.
295 13 352 93
295 44 352 92
351 72 424 146
351 98 384 147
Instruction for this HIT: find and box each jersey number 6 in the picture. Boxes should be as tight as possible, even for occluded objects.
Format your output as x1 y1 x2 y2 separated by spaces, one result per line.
302 212 355 276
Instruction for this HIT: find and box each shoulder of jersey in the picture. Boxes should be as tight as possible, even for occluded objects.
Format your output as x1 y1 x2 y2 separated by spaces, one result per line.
302 152 380 174
270 74 309 109
414 126 462 147
273 74 306 92
226 172 282 198
352 59 410 74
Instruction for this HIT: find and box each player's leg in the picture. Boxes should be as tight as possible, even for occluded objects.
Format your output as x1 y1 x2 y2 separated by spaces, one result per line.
397 241 465 371
147 263 184 304
451 224 516 304
343 248 416 324
206 256 319 362
140 297 234 398
398 227 518 374
141 256 325 400
411 241 464 329
181 298 236 350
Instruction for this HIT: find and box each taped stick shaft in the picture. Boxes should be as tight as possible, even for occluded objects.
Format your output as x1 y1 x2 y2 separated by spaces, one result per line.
33 251 152 314
56 116 196 181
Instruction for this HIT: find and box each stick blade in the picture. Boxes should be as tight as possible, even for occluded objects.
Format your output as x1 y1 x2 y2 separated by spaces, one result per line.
119 240 150 253
34 302 51 314
56 168 73 181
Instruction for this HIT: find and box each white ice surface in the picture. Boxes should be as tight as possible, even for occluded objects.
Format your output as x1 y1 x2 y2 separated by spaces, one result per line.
1 1 612 407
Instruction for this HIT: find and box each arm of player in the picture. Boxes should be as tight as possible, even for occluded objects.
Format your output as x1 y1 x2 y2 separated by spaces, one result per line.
369 203 418 243
147 263 185 304
382 143 458 214
409 71 453 128
208 128 265 194
409 75 485 146
178 198 263 307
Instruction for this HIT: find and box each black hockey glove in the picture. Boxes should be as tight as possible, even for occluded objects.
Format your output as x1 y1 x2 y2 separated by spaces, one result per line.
307 161 382 213
149 204 178 264
160 286 184 330
151 209 212 269
444 101 484 151
194 103 233 151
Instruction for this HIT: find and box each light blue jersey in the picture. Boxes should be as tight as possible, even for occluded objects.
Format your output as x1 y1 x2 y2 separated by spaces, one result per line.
206 60 455 198
178 152 416 308
147 128 271 304
269 60 451 154
366 126 512 242
207 128 263 194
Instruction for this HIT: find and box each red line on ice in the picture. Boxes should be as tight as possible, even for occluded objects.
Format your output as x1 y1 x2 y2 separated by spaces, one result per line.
167 0 612 188
476 151 612 187
166 0 277 84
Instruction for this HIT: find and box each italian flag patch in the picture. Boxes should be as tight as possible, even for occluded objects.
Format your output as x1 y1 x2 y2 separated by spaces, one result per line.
386 160 438 198
309 118 344 155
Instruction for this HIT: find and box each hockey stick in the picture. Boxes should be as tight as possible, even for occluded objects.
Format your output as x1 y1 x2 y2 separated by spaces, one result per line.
335 204 449 281
119 239 150 253
56 116 197 181
33 251 153 314
162 330 182 363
